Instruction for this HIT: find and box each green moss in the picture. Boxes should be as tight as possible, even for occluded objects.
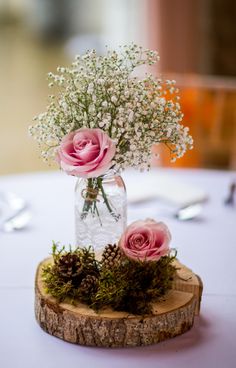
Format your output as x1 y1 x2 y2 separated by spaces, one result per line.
42 242 177 315
92 254 176 314
42 242 99 303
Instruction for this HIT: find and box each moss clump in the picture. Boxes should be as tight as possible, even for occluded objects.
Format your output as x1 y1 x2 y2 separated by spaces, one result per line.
42 242 99 303
93 254 176 314
42 242 177 315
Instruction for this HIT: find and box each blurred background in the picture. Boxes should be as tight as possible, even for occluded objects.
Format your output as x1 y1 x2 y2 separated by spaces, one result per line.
0 0 236 175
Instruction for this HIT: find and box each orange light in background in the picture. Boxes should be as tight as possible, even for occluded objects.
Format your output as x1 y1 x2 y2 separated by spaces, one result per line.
152 87 200 168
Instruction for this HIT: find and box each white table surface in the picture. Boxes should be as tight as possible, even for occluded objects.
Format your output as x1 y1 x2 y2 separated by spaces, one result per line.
0 168 236 368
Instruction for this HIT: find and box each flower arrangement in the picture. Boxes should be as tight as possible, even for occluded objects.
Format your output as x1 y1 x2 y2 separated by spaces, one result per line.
42 219 177 315
29 44 193 170
29 44 193 235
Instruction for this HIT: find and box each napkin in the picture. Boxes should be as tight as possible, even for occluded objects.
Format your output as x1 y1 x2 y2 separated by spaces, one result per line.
126 173 208 207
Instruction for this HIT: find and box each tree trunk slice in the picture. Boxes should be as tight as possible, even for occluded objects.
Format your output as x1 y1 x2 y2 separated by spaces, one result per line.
35 258 201 347
172 260 203 315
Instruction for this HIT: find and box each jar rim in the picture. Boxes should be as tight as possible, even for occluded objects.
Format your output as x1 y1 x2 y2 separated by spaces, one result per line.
75 168 120 183
100 168 118 179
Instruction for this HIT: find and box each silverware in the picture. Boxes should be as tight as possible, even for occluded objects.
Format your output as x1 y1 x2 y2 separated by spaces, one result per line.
174 203 203 221
0 192 31 232
129 199 205 221
225 182 236 206
0 208 31 232
0 191 25 212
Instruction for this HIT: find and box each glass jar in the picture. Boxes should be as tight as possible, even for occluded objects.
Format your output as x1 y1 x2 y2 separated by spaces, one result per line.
75 170 127 253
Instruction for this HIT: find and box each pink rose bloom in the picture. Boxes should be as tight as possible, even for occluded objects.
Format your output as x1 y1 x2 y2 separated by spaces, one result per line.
119 219 171 262
57 128 116 178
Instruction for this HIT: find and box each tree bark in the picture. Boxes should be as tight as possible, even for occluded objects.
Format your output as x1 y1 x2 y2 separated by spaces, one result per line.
35 258 202 347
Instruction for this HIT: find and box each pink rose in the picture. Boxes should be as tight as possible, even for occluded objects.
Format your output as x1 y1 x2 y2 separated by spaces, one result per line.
119 219 171 262
57 128 116 178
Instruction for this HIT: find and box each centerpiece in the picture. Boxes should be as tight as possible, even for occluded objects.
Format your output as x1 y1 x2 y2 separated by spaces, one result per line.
29 44 193 252
35 218 202 347
31 45 202 348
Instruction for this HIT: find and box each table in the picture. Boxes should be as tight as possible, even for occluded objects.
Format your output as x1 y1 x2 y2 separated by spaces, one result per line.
0 168 236 368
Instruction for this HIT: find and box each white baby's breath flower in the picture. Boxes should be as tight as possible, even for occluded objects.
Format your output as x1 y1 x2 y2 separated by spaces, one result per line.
97 78 104 84
102 101 108 108
128 111 134 123
29 44 193 170
111 96 117 104
99 121 105 128
87 83 94 94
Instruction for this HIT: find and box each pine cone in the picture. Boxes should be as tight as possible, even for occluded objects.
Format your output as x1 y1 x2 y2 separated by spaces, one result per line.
79 248 97 275
101 244 122 268
55 253 83 284
80 274 98 296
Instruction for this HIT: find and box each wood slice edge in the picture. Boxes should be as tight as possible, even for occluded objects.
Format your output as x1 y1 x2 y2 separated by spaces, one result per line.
172 260 203 315
35 258 197 347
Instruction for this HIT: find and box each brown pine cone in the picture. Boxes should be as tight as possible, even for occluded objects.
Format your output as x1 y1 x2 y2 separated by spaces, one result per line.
101 244 122 268
55 253 83 284
80 274 98 296
78 248 98 275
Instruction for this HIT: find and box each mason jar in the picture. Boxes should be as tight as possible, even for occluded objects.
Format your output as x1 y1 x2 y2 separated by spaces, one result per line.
75 169 127 253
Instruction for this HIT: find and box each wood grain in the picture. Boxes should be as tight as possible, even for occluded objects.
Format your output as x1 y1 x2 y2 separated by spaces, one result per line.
35 258 202 347
173 260 203 315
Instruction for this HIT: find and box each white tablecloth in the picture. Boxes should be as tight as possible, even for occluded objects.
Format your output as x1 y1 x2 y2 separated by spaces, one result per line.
0 168 236 368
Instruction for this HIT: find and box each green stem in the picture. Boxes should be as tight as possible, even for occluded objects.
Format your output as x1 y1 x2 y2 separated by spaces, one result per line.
81 178 94 217
97 177 120 221
81 176 120 223
97 178 113 215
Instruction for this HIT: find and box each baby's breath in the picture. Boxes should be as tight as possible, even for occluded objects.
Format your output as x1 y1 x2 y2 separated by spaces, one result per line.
29 44 193 169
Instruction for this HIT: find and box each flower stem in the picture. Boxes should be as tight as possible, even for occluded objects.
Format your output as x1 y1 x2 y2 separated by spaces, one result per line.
81 176 120 223
97 178 112 214
97 177 120 221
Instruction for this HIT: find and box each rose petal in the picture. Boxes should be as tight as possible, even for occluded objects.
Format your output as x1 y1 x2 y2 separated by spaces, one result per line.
57 128 116 177
119 219 171 262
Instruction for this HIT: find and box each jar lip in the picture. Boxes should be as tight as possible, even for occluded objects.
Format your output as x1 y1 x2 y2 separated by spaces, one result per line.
99 168 119 179
75 168 120 183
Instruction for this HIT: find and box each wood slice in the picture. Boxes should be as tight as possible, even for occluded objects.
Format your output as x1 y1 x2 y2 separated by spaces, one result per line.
172 260 203 315
35 258 199 347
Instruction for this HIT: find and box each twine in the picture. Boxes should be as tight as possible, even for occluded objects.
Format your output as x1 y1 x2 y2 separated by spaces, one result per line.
81 187 100 203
